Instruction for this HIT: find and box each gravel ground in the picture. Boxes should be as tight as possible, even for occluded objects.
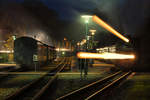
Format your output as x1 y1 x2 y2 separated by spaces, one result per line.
0 74 41 100
49 71 113 100
0 59 63 99
45 58 115 100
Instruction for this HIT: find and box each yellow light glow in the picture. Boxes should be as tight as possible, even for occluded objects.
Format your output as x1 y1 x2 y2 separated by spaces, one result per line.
91 32 95 35
64 38 67 41
92 15 129 43
80 39 86 45
90 29 96 35
83 39 86 43
0 50 14 53
56 48 70 51
77 42 80 46
77 52 135 59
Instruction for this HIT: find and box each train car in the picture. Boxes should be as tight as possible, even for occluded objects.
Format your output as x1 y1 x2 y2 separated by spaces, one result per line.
14 36 56 69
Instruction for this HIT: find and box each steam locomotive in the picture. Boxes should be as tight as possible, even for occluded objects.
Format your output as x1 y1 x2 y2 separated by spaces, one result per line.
14 36 56 69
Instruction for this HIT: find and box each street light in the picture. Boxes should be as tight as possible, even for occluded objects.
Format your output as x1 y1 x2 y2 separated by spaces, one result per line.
64 37 67 41
87 36 91 40
81 15 93 77
90 29 96 36
77 42 80 46
81 15 92 51
81 15 92 23
89 29 96 50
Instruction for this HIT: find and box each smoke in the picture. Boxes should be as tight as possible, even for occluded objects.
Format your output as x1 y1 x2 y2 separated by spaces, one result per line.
41 0 123 41
42 0 120 21
2 0 149 43
0 2 53 46
120 0 150 37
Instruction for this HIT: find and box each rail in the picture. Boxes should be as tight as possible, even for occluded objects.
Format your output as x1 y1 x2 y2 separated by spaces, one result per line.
57 71 131 100
5 57 68 100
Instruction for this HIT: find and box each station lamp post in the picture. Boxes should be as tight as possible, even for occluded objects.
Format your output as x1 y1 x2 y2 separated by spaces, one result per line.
89 29 96 50
90 29 96 36
81 15 92 51
80 15 92 78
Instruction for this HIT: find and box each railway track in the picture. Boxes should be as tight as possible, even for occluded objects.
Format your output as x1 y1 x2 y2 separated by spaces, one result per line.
0 68 29 85
5 57 70 100
57 71 131 100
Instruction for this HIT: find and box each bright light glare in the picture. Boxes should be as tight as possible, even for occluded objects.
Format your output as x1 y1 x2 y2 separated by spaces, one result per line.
82 15 92 23
0 50 14 53
81 15 92 18
83 39 86 43
77 42 80 46
91 32 95 35
90 29 96 35
56 48 70 52
77 52 135 59
85 20 89 23
92 15 129 43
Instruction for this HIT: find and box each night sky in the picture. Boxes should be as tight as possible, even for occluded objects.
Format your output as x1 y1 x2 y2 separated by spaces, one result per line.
42 0 150 38
0 0 121 20
0 0 150 46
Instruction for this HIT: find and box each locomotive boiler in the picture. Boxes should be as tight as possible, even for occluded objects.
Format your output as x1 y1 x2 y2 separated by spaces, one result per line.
14 36 56 69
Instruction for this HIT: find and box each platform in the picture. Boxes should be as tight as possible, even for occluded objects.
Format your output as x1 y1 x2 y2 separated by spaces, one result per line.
70 57 114 72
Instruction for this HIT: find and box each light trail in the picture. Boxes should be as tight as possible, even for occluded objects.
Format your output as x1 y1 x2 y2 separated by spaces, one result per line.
77 52 135 59
56 48 71 51
0 50 14 53
92 15 129 43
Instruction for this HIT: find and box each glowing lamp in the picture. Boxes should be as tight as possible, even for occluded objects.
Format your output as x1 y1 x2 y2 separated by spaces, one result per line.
90 29 96 36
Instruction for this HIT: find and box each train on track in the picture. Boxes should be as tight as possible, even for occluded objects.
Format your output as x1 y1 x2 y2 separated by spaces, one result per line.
14 36 56 69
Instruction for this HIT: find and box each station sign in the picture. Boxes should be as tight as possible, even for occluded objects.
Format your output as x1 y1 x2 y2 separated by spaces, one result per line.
33 54 38 61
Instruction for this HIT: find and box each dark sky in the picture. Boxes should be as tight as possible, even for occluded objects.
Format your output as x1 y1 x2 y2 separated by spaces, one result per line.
1 0 121 21
1 0 150 45
40 0 150 37
41 0 97 20
1 0 150 32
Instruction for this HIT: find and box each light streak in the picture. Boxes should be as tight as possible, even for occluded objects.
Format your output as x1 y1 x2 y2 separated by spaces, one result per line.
56 48 70 52
77 52 135 59
0 50 14 53
92 15 129 43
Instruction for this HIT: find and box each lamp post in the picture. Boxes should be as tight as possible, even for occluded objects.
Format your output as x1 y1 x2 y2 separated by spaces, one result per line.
81 15 92 78
81 15 92 51
89 29 96 50
89 29 96 67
